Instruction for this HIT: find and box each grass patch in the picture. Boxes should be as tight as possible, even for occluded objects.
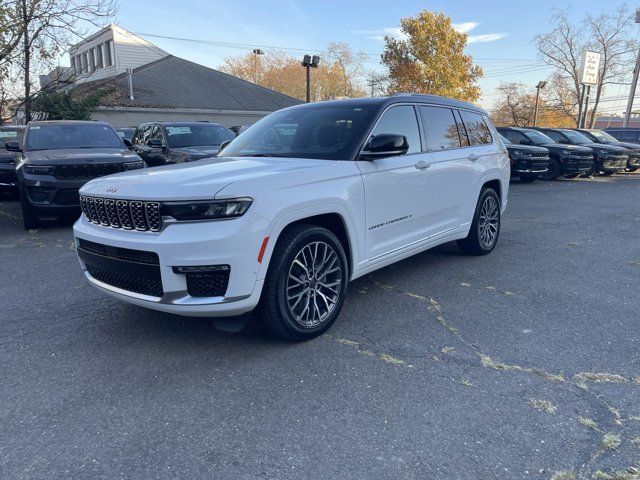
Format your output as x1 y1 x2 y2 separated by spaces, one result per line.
577 416 598 430
593 470 640 480
601 432 621 450
550 471 576 480
528 398 557 414
573 372 627 384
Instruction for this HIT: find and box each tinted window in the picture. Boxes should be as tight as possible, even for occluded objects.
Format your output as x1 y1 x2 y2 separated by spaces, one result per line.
0 128 24 145
370 105 421 154
587 130 619 143
460 110 492 145
165 124 235 148
25 124 123 151
499 130 526 144
542 130 565 143
559 130 591 144
610 130 639 142
420 106 462 151
221 105 377 160
454 110 470 146
523 130 554 145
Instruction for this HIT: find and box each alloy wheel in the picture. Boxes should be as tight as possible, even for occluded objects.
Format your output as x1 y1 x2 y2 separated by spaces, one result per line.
478 196 499 249
286 241 343 328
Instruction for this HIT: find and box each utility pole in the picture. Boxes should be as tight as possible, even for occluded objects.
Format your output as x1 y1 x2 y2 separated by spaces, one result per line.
252 49 264 84
581 85 591 128
301 54 320 103
533 80 547 126
623 9 640 127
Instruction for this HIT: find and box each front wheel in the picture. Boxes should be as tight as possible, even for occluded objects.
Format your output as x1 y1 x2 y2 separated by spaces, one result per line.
457 187 501 256
539 159 561 181
259 224 349 341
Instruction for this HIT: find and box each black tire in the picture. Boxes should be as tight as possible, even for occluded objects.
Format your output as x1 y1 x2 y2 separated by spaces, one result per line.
601 170 616 176
457 187 501 256
19 184 39 230
519 174 537 183
539 159 561 181
626 166 638 172
258 224 349 341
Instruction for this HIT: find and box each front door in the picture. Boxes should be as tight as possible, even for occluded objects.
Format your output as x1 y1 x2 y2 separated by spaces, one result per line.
357 104 436 261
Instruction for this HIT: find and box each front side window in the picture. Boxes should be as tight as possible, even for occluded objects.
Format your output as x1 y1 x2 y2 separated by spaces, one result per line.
164 124 234 148
370 105 421 154
220 105 377 160
460 110 492 145
420 106 462 151
150 125 164 143
25 124 124 151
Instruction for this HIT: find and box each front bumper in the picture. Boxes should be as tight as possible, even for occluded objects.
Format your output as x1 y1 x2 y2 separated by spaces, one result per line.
0 163 17 194
73 212 269 317
511 156 550 176
562 155 594 173
17 169 86 216
599 154 629 172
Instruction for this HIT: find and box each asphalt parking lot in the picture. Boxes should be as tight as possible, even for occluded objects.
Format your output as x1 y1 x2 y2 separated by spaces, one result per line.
1 175 639 480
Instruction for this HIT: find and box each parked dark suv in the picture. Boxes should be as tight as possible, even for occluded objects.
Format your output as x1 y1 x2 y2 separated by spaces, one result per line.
132 121 235 167
497 127 593 180
9 121 145 229
532 127 628 176
604 127 640 145
499 134 550 182
0 125 25 196
571 128 640 172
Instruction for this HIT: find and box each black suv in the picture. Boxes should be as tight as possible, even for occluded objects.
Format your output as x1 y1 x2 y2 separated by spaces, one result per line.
571 128 640 172
498 134 550 182
604 127 640 145
497 127 593 180
532 127 628 176
132 121 235 167
0 125 25 196
8 121 145 229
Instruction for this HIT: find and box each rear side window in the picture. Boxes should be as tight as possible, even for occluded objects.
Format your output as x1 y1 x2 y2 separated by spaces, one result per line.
459 110 492 145
419 106 462 151
611 130 640 142
370 105 421 154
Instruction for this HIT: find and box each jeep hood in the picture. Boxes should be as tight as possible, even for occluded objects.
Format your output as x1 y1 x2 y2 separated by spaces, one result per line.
79 156 335 200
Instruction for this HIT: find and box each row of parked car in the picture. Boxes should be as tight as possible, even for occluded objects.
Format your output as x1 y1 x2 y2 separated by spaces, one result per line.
0 117 638 231
497 126 640 182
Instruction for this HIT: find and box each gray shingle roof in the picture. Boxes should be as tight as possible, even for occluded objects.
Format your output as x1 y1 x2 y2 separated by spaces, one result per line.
83 55 302 112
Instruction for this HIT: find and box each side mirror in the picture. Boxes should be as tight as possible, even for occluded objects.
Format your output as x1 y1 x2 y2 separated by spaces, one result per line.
519 139 532 145
148 138 164 148
218 140 231 155
122 138 133 149
360 134 409 159
5 141 21 152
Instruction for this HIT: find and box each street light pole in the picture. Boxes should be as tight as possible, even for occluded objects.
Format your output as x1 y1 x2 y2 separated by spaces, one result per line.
624 10 640 127
533 80 547 126
252 49 264 84
301 54 320 103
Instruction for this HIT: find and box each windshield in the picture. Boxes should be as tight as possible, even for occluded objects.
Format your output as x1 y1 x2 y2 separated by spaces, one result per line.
499 134 512 145
559 130 591 145
115 128 135 140
588 130 619 144
524 130 554 145
220 104 377 160
25 123 123 151
165 124 235 148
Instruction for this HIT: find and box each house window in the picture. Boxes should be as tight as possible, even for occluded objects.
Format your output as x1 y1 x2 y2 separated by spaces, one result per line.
96 44 104 69
82 52 88 74
88 48 95 72
104 40 113 66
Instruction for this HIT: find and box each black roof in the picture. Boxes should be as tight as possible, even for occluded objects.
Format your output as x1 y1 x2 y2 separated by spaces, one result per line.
497 126 536 131
280 93 487 115
81 55 302 112
27 120 110 126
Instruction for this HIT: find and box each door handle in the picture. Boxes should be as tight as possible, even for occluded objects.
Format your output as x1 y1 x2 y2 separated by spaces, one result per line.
468 153 479 161
414 160 430 170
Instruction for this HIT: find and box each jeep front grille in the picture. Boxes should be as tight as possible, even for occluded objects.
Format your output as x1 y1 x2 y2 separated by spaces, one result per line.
80 195 162 232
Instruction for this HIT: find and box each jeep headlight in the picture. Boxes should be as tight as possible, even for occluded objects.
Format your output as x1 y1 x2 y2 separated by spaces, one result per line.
162 197 253 221
23 165 54 175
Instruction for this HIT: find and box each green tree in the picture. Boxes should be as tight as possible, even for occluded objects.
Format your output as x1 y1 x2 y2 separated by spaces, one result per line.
381 10 483 102
30 88 109 120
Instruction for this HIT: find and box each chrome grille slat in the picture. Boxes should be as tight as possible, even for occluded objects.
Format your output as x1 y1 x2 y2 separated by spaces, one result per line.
80 195 162 232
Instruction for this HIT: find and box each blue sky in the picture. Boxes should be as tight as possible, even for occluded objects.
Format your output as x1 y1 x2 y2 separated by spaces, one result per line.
92 0 637 109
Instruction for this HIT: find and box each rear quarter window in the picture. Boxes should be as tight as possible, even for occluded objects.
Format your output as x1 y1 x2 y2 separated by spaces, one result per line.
419 106 463 151
459 110 492 145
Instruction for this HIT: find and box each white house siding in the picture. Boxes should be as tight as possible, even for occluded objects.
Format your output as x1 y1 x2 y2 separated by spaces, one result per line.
90 107 269 128
70 25 168 84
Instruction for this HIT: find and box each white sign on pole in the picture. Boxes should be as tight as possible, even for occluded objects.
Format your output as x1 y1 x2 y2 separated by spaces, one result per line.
579 51 601 85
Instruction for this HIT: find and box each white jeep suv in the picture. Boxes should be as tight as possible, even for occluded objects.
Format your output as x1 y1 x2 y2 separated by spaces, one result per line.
74 94 509 340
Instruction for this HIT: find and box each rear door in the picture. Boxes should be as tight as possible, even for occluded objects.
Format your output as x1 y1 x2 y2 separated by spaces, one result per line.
358 104 437 260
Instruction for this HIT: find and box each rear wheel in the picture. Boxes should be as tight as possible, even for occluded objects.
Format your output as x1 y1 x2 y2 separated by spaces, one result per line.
259 224 349 341
457 187 501 256
539 159 561 181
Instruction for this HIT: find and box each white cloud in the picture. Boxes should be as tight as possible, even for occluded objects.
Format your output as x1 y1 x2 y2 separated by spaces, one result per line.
354 27 406 41
452 22 478 34
467 33 508 43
